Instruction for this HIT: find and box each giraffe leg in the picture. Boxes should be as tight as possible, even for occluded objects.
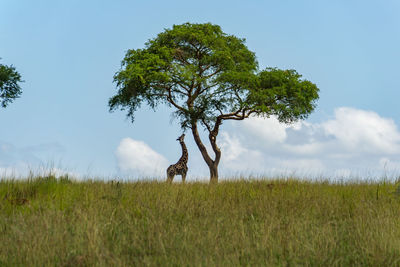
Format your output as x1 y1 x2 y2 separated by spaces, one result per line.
166 168 174 183
182 172 186 183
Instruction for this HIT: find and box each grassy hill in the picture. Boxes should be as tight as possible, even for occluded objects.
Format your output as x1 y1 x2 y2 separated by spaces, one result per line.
1 176 400 266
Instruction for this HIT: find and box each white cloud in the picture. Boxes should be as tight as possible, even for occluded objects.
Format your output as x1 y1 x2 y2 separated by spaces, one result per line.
219 132 248 162
218 107 400 178
284 142 325 156
115 138 169 177
218 132 264 174
241 116 288 144
322 107 400 154
218 131 326 177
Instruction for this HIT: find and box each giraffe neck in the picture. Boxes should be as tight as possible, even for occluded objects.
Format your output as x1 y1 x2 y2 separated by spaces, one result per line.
178 140 188 164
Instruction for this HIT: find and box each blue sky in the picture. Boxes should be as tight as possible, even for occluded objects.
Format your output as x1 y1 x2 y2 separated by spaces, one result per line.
1 0 400 179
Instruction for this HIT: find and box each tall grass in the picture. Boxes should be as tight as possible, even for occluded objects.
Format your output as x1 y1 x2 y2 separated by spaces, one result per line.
1 176 400 266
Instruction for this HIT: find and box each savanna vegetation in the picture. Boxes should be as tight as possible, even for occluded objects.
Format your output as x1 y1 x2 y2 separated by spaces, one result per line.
1 175 400 266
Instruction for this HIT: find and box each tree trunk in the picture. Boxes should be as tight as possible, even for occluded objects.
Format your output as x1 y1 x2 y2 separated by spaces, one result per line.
209 163 219 183
191 122 220 183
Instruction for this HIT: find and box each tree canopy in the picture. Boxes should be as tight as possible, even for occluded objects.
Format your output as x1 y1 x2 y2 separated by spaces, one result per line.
109 23 319 182
0 60 23 108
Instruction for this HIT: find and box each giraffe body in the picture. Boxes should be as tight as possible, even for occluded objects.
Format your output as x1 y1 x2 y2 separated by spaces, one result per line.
167 134 188 182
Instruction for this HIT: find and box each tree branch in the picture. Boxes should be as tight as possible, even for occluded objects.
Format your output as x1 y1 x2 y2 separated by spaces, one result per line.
215 105 224 116
170 74 192 93
166 86 186 112
199 82 219 94
203 68 222 79
218 109 256 121
201 118 212 133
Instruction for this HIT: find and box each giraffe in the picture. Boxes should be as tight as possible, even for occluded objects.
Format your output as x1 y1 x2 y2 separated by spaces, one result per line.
166 134 188 183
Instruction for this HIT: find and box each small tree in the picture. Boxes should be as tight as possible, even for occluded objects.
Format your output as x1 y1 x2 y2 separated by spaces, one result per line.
0 59 23 108
109 23 319 182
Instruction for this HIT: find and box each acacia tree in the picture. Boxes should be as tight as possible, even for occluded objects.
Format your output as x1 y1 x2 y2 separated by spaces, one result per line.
0 60 23 108
109 23 319 182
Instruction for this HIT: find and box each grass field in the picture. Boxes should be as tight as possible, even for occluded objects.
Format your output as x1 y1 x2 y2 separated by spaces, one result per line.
1 176 400 266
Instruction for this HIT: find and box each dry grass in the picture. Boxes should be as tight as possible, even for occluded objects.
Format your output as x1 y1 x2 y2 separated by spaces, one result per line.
1 176 400 266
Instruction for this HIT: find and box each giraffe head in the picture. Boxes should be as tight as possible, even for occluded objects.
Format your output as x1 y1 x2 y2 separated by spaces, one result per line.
177 134 185 142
